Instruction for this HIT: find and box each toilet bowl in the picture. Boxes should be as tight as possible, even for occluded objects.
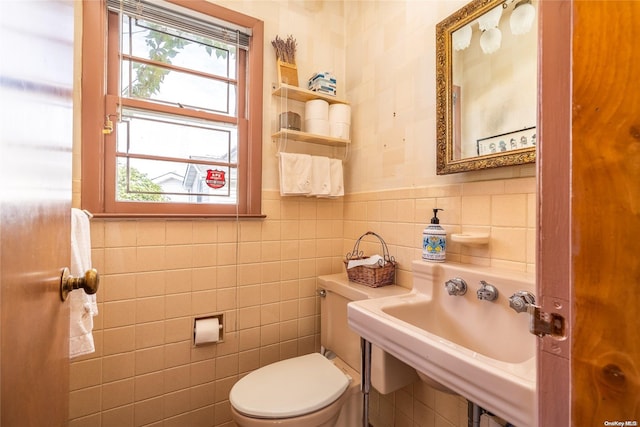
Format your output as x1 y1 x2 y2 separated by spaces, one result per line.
230 353 360 427
229 274 417 427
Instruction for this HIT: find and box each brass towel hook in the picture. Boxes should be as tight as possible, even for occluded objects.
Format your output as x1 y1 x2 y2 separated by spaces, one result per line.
60 267 100 302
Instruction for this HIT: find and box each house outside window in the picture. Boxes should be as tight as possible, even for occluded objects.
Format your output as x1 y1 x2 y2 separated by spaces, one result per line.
82 0 263 217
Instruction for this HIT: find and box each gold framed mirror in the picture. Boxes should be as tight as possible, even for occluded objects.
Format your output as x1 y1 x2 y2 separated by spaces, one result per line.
436 0 538 174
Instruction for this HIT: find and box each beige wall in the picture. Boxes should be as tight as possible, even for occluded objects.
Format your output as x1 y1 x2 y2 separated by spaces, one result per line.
70 1 536 426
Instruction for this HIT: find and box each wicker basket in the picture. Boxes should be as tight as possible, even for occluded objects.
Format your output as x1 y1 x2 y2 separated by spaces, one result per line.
344 231 396 287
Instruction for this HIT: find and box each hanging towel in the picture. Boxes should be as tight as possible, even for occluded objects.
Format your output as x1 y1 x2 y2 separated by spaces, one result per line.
69 208 98 358
329 158 344 197
279 152 312 196
310 156 331 196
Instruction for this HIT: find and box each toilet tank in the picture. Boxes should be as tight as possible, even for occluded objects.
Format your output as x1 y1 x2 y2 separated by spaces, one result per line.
318 274 419 394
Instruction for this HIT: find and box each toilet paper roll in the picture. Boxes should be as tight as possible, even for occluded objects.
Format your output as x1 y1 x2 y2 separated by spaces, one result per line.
194 317 220 345
305 119 331 136
305 99 329 120
329 104 351 124
330 122 350 140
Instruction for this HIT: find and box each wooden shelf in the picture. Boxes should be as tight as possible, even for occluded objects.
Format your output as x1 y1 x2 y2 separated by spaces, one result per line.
272 83 350 158
272 129 350 147
272 83 349 105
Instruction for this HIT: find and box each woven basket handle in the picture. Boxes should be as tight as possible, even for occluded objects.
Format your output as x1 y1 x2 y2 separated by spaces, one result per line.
346 231 395 265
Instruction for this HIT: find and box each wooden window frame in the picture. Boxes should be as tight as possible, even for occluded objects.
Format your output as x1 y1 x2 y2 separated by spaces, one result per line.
81 0 264 218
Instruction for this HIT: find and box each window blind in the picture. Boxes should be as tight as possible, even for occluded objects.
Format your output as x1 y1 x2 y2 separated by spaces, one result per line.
106 0 251 49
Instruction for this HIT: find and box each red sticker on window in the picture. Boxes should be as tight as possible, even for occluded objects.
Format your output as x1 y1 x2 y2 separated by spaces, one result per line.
206 169 226 189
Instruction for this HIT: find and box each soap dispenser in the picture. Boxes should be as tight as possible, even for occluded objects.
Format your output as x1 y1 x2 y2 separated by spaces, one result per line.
422 208 446 262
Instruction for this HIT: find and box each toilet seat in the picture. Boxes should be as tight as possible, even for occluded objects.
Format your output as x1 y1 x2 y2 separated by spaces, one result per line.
229 353 350 418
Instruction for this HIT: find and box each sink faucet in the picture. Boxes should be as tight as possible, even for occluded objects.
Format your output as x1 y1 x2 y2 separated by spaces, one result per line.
508 290 536 313
445 277 467 296
477 280 498 301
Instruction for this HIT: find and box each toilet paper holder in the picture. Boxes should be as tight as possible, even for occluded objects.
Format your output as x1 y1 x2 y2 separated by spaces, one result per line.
193 314 224 346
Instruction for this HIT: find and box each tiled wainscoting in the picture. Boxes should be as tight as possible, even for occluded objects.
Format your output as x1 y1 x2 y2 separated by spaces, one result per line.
70 178 535 427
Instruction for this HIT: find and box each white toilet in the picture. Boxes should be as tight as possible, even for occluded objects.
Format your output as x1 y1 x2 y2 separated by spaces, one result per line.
229 275 417 427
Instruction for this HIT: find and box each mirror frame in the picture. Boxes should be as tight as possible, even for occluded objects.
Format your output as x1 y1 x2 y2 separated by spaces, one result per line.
436 0 537 175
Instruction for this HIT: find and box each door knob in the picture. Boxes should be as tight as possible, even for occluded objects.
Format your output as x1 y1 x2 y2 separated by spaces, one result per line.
60 267 99 301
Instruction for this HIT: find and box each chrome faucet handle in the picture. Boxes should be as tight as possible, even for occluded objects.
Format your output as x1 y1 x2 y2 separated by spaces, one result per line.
477 280 499 301
508 291 566 339
509 290 536 313
445 277 467 296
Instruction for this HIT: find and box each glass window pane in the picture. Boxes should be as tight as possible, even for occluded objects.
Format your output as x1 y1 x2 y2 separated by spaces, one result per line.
124 16 237 78
116 157 237 204
121 59 236 115
116 108 237 164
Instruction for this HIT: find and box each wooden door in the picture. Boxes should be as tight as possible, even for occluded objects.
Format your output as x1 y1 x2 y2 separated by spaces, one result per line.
539 1 640 425
0 0 75 425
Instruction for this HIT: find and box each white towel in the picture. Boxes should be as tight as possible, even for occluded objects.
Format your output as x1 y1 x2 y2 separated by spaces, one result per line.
279 152 312 196
310 156 331 196
69 208 98 358
347 254 384 269
329 158 344 197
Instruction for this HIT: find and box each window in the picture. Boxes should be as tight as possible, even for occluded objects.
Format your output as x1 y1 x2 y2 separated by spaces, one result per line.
82 0 263 216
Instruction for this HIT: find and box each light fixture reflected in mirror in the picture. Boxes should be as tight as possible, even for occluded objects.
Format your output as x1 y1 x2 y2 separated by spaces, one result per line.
477 5 503 54
452 24 472 51
480 27 502 54
510 0 535 35
453 0 536 55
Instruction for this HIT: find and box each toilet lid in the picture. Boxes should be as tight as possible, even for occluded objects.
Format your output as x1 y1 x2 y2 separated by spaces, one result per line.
229 353 350 418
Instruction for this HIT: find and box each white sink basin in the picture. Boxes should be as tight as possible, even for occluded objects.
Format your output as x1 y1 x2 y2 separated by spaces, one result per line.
348 260 537 427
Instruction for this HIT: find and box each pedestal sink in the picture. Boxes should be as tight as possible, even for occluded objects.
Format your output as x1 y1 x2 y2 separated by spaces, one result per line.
348 260 537 427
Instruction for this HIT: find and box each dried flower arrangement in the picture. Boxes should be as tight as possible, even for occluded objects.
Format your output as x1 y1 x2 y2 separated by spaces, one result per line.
271 35 297 64
272 35 299 86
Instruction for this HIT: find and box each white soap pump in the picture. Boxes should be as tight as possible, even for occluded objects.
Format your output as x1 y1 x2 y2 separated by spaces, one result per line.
422 208 446 262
